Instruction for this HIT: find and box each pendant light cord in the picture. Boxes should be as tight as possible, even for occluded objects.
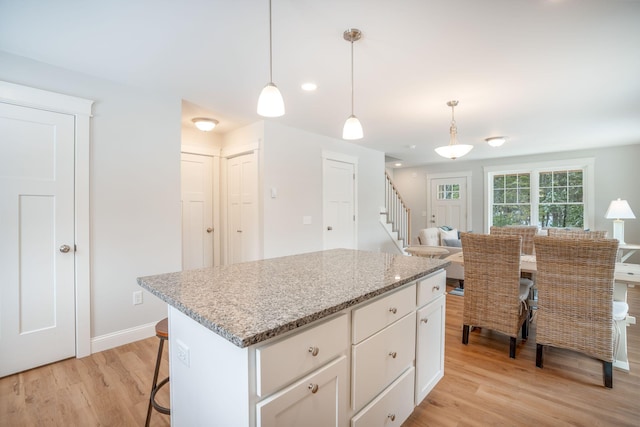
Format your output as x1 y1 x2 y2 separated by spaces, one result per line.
350 39 354 115
268 0 273 82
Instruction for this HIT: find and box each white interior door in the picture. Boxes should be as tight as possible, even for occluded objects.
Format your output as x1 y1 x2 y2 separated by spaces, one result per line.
323 159 355 250
181 153 214 270
227 152 259 264
0 102 76 377
429 177 468 231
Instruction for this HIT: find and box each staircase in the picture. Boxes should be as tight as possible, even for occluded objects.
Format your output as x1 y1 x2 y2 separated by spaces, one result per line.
381 172 411 253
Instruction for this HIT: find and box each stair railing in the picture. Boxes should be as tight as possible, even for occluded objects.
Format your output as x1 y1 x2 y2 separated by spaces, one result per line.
384 171 411 248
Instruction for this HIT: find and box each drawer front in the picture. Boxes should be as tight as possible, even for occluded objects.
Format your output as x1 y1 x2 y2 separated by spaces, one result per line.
257 355 347 427
352 284 416 344
417 269 446 308
256 314 348 398
352 312 416 411
351 367 415 427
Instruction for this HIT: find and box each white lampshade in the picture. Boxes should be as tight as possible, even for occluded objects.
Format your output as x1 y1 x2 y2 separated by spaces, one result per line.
434 144 474 160
605 198 635 244
257 82 285 117
192 117 218 132
605 198 636 219
343 115 363 140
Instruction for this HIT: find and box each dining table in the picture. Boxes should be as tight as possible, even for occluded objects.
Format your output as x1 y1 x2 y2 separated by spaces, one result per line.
445 251 639 372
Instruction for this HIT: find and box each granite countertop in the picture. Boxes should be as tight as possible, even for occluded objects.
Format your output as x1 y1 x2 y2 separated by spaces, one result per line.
137 249 449 348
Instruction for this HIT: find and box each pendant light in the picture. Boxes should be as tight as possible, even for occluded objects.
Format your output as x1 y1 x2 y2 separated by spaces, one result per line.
435 100 473 159
257 0 285 117
342 28 363 140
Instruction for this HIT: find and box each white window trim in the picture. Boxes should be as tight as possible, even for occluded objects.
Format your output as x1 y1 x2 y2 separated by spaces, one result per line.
484 158 595 232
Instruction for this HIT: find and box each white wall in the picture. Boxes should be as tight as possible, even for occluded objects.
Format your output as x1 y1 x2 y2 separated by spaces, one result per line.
392 144 640 262
1 52 182 347
222 120 394 259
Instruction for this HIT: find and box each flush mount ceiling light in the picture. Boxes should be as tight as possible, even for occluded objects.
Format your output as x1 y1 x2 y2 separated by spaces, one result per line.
434 100 473 160
301 82 317 91
485 136 506 147
192 117 219 132
342 28 363 140
257 0 285 117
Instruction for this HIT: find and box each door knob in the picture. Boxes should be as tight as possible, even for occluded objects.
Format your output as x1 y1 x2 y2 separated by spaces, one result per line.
206 227 213 233
59 244 71 253
327 226 333 231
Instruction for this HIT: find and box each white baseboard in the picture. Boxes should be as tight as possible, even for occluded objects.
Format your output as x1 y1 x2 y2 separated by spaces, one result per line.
90 321 158 354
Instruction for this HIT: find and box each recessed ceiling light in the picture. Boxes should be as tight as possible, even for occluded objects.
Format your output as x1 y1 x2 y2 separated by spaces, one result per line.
485 136 506 147
409 145 416 149
395 163 402 167
301 82 317 91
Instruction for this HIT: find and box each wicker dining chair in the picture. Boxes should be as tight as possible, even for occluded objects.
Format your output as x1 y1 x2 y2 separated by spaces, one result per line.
546 228 608 239
490 225 538 255
461 233 531 358
533 236 618 388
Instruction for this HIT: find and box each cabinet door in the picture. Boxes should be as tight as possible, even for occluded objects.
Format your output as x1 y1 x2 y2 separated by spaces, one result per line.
257 356 347 427
415 295 445 404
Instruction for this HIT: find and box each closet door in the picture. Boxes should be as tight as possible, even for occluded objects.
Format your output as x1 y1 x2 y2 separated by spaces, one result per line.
181 153 214 270
228 152 259 264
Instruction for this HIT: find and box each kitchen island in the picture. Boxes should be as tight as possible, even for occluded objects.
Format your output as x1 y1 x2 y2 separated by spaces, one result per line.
138 248 449 426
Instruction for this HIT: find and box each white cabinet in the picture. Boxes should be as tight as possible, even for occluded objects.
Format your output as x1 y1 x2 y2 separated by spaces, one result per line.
257 356 347 427
352 313 416 411
415 270 446 403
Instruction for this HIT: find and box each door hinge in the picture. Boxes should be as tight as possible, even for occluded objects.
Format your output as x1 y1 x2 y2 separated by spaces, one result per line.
353 173 355 180
353 215 356 221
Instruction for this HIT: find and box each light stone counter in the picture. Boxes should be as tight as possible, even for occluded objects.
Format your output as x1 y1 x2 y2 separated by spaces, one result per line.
137 248 448 348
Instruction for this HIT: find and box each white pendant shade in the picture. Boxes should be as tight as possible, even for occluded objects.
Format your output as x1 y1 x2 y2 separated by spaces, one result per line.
343 115 363 140
434 144 474 160
257 82 285 117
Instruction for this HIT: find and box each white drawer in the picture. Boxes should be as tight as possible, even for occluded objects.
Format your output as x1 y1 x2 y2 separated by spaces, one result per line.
352 284 416 344
351 367 415 427
256 314 348 398
352 312 416 411
417 270 446 308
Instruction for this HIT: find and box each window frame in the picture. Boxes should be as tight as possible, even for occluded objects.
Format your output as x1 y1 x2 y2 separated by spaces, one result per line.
483 158 595 233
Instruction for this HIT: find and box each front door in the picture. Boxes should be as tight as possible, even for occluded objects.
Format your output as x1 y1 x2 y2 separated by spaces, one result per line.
323 159 355 250
429 176 468 231
0 102 76 377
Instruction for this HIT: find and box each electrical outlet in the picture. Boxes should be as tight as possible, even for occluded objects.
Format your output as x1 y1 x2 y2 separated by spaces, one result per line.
133 291 143 305
176 340 190 367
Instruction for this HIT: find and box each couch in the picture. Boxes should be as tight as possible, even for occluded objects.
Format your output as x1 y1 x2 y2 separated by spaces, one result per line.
415 227 465 284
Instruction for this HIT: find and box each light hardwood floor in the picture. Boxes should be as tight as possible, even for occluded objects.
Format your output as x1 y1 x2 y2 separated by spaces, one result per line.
1 282 639 426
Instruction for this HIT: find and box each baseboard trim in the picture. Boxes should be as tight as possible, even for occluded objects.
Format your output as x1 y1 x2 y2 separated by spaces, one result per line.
90 321 158 354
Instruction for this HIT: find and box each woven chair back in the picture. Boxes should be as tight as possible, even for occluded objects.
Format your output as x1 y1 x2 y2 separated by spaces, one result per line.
533 236 618 362
547 228 608 239
490 225 538 255
460 233 527 338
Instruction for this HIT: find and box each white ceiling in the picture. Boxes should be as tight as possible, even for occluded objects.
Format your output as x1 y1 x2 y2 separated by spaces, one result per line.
2 0 640 166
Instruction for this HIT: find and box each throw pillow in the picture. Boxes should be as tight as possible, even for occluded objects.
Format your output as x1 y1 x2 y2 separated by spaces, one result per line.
443 238 462 247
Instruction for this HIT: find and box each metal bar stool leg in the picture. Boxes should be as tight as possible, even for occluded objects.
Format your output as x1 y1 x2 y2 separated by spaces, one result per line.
145 318 170 426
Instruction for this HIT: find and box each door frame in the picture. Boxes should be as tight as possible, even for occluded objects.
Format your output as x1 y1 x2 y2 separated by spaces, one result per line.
426 171 473 232
0 81 93 357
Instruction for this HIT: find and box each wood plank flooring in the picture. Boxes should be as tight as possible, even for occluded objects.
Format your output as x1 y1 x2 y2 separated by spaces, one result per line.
1 282 639 426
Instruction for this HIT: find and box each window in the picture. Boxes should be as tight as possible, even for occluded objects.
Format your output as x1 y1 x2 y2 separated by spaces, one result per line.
437 183 460 200
485 159 594 230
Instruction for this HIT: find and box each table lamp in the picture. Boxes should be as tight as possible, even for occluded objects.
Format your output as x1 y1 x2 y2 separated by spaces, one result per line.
605 198 636 244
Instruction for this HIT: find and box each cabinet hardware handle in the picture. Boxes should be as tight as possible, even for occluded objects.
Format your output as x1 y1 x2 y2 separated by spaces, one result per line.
237 230 242 233
433 285 440 291
421 318 429 324
388 413 396 421
388 351 397 358
388 307 397 314
308 346 319 356
206 227 213 233
308 383 319 394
